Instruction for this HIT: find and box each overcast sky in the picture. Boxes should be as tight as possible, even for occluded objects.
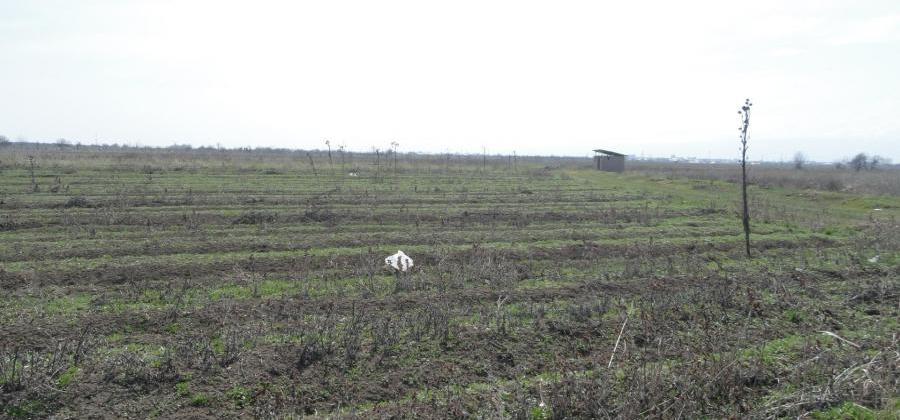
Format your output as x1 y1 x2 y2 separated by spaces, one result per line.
2 1 899 162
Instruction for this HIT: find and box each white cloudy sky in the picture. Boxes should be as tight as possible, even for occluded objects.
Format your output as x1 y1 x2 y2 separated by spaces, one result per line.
1 0 899 161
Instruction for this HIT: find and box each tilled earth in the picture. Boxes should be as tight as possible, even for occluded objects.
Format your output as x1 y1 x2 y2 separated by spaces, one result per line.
0 150 897 418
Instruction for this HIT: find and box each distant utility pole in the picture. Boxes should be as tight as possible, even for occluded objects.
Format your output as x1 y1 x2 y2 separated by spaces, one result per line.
738 98 753 258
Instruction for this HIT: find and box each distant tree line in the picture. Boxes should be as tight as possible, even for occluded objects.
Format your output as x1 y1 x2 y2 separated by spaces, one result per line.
792 151 890 172
846 153 885 172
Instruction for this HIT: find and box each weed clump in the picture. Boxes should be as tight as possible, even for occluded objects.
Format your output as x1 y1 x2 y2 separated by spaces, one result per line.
63 196 91 208
232 210 278 225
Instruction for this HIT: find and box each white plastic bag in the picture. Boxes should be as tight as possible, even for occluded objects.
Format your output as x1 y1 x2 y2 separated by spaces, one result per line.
385 250 414 272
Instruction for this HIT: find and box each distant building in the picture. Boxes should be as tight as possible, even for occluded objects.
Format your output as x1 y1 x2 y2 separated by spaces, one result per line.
593 149 625 172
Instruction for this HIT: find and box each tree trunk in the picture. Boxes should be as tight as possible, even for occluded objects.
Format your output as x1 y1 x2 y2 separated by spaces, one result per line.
741 155 751 258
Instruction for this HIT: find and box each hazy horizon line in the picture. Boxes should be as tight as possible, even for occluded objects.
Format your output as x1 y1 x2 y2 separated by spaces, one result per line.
3 138 895 166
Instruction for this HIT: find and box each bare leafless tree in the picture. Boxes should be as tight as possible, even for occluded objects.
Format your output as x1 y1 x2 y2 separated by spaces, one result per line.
850 153 868 172
306 152 317 177
27 155 39 192
324 139 334 171
374 148 381 180
390 141 399 173
793 152 805 170
868 155 881 170
738 99 753 258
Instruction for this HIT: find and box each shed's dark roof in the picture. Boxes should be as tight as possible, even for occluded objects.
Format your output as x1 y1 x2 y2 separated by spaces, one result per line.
593 149 625 157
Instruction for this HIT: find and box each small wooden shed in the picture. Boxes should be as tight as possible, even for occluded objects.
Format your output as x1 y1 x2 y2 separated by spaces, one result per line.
593 149 625 172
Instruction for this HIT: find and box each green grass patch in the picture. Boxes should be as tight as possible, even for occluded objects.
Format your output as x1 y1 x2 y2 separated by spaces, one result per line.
57 366 79 388
209 279 300 300
45 294 92 315
190 394 211 407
